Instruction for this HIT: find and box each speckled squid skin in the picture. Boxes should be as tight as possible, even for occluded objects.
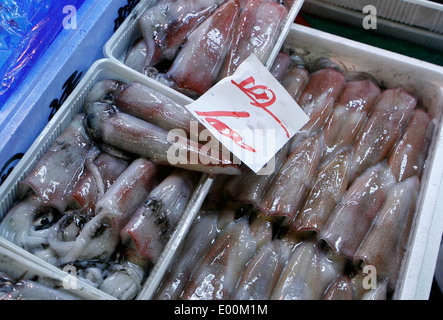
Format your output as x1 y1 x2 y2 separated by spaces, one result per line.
350 88 416 181
292 147 352 234
19 114 93 213
354 176 419 291
258 131 324 223
289 68 346 151
322 79 381 162
320 162 396 260
167 0 241 96
387 109 433 182
218 0 288 79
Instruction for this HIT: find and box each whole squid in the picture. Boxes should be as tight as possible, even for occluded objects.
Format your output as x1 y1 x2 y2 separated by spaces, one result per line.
154 212 220 300
271 240 346 300
48 158 161 265
354 176 419 291
292 147 352 234
322 79 381 161
350 88 416 181
219 0 288 78
19 114 94 213
166 0 241 96
387 109 433 182
289 68 346 151
85 102 240 175
280 64 309 102
321 274 355 300
180 216 272 300
320 162 396 260
258 132 324 224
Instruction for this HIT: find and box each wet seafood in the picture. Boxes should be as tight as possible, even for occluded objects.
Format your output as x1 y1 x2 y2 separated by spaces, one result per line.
280 64 309 102
387 109 433 182
354 176 419 291
321 274 355 300
19 114 94 213
219 0 288 78
350 88 416 181
166 0 241 96
322 79 381 161
321 162 396 260
269 52 292 82
271 240 346 300
85 102 241 175
292 147 352 234
259 132 324 223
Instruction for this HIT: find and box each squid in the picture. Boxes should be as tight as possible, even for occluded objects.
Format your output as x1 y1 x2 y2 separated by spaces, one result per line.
354 176 419 291
280 64 309 102
219 0 288 78
322 79 381 161
321 274 355 300
387 109 433 182
154 212 220 300
84 79 126 108
48 158 161 265
289 68 346 151
320 162 396 260
269 52 292 82
292 147 352 235
271 240 346 300
68 153 129 213
180 216 272 300
113 82 203 137
166 0 241 96
0 194 60 253
85 103 241 175
350 88 416 181
135 0 226 69
258 132 324 224
233 239 293 300
19 114 94 213
0 272 80 300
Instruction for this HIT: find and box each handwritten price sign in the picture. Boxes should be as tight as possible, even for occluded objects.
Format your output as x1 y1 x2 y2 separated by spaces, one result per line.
186 55 309 173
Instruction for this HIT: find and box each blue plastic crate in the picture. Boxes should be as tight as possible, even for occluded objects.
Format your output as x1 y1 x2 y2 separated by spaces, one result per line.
0 0 143 186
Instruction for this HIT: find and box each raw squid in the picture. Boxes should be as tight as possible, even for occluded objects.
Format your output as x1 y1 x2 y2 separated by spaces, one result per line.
136 0 226 68
280 65 309 102
166 0 241 96
19 114 94 213
289 68 346 151
354 176 419 291
387 109 433 182
322 79 381 161
84 79 126 108
269 52 292 82
271 240 346 300
233 239 293 300
292 147 352 234
320 162 396 260
258 132 324 223
154 212 220 300
85 103 241 175
180 216 271 300
350 88 416 181
113 82 203 137
321 274 355 300
68 153 129 213
0 194 60 253
219 0 288 78
48 158 161 265
0 272 80 300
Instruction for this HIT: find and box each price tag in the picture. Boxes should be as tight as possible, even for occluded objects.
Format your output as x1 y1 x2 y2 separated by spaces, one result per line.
185 55 309 173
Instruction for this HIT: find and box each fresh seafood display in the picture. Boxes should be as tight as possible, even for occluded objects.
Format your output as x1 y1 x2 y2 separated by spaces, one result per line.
152 57 434 301
124 0 290 97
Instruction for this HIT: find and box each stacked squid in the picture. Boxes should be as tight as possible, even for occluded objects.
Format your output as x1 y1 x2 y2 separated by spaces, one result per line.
155 55 434 300
0 78 243 300
124 0 291 97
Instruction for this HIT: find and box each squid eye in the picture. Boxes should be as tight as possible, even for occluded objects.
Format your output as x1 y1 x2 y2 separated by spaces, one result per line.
33 208 60 231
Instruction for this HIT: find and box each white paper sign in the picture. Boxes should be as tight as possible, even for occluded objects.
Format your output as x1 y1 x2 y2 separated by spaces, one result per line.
185 55 310 173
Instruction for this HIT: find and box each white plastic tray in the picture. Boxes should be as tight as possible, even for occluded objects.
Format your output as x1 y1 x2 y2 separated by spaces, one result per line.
282 23 443 300
0 58 214 300
103 0 304 76
302 0 443 51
